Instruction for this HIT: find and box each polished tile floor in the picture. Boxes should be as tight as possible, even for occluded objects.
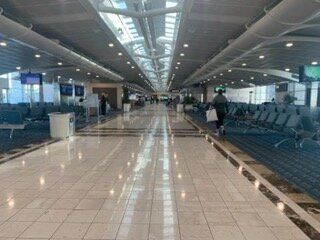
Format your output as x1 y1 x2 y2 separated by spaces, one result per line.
0 105 310 239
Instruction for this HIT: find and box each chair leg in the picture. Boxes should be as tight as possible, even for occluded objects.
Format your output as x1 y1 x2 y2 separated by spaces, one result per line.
275 138 293 148
9 129 14 139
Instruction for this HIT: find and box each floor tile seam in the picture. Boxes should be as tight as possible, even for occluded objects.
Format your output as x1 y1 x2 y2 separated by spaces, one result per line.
184 114 320 239
114 166 139 239
178 136 219 240
147 137 158 240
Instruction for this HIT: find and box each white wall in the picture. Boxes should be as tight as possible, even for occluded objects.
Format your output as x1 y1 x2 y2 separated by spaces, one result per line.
225 87 254 103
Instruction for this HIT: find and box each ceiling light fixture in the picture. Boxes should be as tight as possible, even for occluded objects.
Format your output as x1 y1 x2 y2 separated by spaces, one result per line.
58 62 63 66
76 68 80 72
96 75 100 78
180 53 185 57
286 43 293 48
242 63 247 66
127 61 131 64
35 54 41 58
87 72 91 75
177 62 181 65
118 52 123 56
131 66 135 69
263 74 268 77
311 61 318 65
16 66 21 70
108 43 114 47
228 69 232 72
285 68 290 72
241 79 244 82
175 66 179 69
0 42 7 46
183 44 189 48
259 55 265 59
251 77 255 80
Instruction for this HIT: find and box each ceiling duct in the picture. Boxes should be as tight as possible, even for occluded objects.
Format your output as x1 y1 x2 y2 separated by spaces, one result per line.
0 11 123 81
183 0 320 85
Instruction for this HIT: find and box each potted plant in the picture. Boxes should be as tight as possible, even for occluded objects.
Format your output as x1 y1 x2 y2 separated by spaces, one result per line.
183 96 195 111
283 94 297 105
122 87 131 112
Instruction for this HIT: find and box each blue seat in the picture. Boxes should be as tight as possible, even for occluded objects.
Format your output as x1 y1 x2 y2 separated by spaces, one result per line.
0 110 26 138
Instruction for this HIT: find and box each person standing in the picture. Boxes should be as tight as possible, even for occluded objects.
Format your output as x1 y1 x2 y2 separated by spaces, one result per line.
100 93 107 115
211 89 228 135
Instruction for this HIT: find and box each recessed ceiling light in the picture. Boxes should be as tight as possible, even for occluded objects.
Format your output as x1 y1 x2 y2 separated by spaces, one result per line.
35 54 41 58
58 62 63 65
175 66 179 69
286 43 293 48
118 52 123 56
225 83 228 86
259 55 265 59
241 79 244 82
0 42 7 46
251 77 255 80
228 69 232 72
220 73 223 76
69 78 73 81
96 75 100 78
42 73 46 76
131 66 135 69
263 74 268 77
108 43 114 47
127 61 131 64
180 53 185 56
87 72 91 75
285 68 290 72
16 66 21 70
183 44 189 48
57 76 61 79
311 61 318 65
242 63 247 66
231 82 234 84
76 68 80 72
177 62 181 65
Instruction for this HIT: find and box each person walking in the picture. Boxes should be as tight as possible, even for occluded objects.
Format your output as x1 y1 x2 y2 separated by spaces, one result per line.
100 93 107 115
211 89 228 135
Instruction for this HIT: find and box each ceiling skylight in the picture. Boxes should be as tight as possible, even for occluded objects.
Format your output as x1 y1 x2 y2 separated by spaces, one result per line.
91 0 183 91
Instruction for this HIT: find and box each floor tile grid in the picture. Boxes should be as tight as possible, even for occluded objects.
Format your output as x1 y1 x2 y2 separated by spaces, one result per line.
0 139 127 238
170 133 300 240
178 140 219 240
184 114 314 240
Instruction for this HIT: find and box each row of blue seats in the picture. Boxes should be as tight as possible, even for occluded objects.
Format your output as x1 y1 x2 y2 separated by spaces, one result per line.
0 104 85 120
193 102 319 148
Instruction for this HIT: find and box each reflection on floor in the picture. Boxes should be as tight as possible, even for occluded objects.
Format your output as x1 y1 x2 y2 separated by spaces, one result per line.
0 105 312 239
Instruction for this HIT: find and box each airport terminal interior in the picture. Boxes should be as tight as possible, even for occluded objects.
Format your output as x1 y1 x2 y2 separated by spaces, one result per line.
2 0 320 239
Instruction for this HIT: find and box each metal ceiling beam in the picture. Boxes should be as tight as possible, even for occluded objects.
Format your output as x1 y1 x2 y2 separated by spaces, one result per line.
0 11 124 82
183 0 320 86
228 68 299 82
133 54 171 60
98 5 183 19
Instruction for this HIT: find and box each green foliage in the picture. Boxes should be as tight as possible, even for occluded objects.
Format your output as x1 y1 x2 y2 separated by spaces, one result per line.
122 87 130 104
283 94 297 105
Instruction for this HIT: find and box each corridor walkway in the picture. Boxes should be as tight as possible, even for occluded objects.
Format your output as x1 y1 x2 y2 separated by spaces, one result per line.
0 105 311 240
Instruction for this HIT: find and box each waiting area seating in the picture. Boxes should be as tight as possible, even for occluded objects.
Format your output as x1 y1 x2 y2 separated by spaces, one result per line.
0 103 86 138
193 102 320 148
